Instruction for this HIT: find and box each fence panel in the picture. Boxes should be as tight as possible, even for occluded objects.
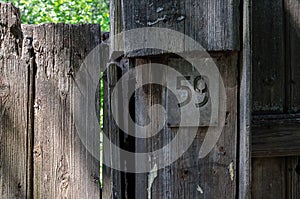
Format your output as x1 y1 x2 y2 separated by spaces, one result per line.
0 3 102 198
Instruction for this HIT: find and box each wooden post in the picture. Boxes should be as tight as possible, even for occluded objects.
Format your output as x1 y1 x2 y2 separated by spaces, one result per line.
0 3 33 198
27 23 101 199
0 3 101 198
105 0 251 198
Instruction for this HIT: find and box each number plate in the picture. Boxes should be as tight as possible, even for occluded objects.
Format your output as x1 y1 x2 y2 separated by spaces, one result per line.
166 58 219 127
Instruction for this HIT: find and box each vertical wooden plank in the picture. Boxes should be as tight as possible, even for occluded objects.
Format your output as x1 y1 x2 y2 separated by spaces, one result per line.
134 57 167 199
103 57 136 199
285 0 300 112
103 62 124 199
31 24 101 199
286 156 300 199
0 3 33 198
239 0 252 198
252 158 287 199
134 58 147 199
252 0 285 113
134 53 238 199
111 0 241 198
105 1 130 196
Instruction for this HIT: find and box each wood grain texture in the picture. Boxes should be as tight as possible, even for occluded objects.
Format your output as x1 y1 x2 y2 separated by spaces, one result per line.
285 0 300 112
252 157 300 199
252 157 287 199
286 156 300 199
0 3 33 199
26 24 101 199
239 0 252 198
252 0 285 113
103 63 122 199
134 52 238 199
252 114 300 157
102 58 134 199
251 1 300 198
111 0 239 55
0 3 103 199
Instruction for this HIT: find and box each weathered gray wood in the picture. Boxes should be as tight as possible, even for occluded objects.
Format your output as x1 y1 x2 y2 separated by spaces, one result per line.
27 24 101 199
103 61 126 199
134 57 167 199
134 53 238 199
252 0 285 113
112 0 239 55
0 3 34 198
239 0 252 198
0 2 105 198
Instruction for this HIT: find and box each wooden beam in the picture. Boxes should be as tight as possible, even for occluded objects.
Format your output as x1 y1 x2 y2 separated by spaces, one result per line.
113 0 240 55
252 114 300 157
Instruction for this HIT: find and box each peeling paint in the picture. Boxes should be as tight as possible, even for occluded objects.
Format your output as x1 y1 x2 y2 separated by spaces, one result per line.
228 162 234 181
147 164 158 199
197 185 204 194
177 16 185 22
147 15 167 26
156 7 164 13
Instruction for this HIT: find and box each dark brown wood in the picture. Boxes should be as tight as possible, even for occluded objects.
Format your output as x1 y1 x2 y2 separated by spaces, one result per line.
252 157 287 199
0 3 33 198
252 114 300 157
252 0 285 113
251 1 300 198
286 156 300 199
285 0 300 112
252 157 300 199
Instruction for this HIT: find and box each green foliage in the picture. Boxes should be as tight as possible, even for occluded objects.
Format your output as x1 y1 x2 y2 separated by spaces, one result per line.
4 0 110 31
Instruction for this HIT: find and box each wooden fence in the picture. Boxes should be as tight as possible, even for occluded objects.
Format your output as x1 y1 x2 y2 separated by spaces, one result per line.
3 0 300 198
0 3 101 198
103 0 250 198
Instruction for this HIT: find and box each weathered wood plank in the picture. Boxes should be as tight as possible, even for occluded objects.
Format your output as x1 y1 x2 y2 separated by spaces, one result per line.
252 0 285 113
252 156 300 199
285 0 300 112
286 156 300 199
134 57 167 199
252 114 300 157
29 24 101 199
0 3 33 198
239 0 252 197
134 52 238 198
251 1 300 198
112 0 239 55
252 157 287 199
102 61 125 199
